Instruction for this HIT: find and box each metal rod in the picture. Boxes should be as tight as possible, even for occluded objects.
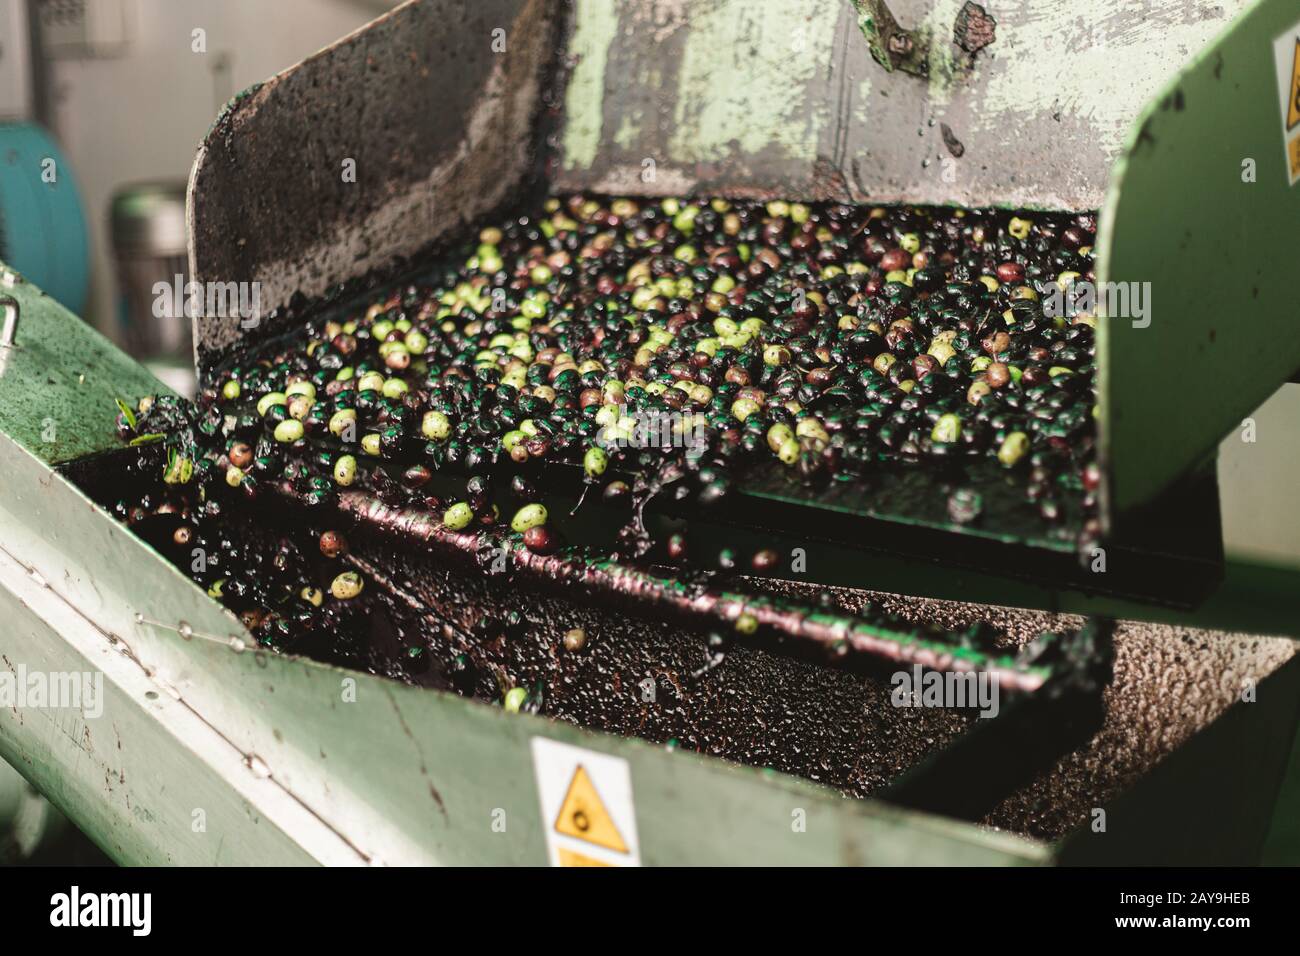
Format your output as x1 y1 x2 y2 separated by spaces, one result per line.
271 484 1055 694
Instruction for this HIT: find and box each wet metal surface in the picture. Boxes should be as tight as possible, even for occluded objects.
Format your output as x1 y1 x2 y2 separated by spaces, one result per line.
78 454 1287 844
189 0 559 368
341 533 1296 841
760 579 1297 839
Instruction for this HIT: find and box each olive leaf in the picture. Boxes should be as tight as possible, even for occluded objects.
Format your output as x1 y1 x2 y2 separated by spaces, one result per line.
127 432 166 446
114 397 138 430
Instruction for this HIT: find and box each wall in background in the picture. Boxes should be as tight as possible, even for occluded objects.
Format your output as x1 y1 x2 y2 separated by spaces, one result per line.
1218 384 1300 567
0 0 34 119
43 0 392 343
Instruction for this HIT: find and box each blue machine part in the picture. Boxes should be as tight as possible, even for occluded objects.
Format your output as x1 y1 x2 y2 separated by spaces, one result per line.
0 123 90 315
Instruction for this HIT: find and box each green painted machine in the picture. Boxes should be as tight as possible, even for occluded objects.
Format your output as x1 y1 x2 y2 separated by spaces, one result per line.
2 0 1299 865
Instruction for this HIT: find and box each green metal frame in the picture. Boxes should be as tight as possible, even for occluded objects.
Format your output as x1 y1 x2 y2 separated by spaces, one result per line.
185 0 1292 536
0 275 167 465
1098 0 1300 519
0 429 1040 865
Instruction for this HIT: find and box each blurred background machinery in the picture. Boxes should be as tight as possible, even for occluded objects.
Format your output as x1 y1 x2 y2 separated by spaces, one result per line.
108 180 191 392
1 0 400 397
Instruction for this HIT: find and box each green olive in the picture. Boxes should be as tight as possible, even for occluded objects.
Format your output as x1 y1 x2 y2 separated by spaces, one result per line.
422 410 451 441
330 572 364 600
511 503 548 534
503 687 528 713
256 392 287 416
333 454 357 486
931 414 962 444
767 423 794 453
357 372 385 393
274 419 304 443
329 408 357 437
583 446 608 478
443 502 474 530
998 431 1030 467
763 345 791 367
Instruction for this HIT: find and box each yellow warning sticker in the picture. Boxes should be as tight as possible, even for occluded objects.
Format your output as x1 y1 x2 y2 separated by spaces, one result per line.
556 847 612 868
1289 40 1300 131
554 765 629 852
1274 21 1300 185
531 738 641 866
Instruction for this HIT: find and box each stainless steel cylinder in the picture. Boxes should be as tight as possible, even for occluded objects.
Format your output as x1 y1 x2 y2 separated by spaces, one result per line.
109 181 190 362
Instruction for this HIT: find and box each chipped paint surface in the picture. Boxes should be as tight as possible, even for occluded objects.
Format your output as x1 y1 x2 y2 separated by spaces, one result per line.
978 0 1239 143
558 0 1252 209
189 0 557 367
668 0 836 163
561 0 618 169
563 0 840 194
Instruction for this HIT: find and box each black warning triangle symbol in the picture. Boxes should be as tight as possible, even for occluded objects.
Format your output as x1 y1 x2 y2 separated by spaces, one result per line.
553 764 628 853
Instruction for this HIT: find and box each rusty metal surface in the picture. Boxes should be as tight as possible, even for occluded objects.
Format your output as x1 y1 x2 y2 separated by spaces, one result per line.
188 0 558 373
557 0 1251 209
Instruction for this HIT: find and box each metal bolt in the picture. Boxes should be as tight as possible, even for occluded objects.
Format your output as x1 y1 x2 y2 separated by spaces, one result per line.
243 754 271 779
888 33 913 56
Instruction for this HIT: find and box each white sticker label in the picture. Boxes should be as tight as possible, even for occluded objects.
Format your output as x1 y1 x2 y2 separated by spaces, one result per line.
531 737 641 867
1272 19 1300 185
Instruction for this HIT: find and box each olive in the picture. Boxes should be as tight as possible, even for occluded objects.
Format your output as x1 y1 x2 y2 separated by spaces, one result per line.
113 194 1101 659
319 530 348 558
523 525 558 555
